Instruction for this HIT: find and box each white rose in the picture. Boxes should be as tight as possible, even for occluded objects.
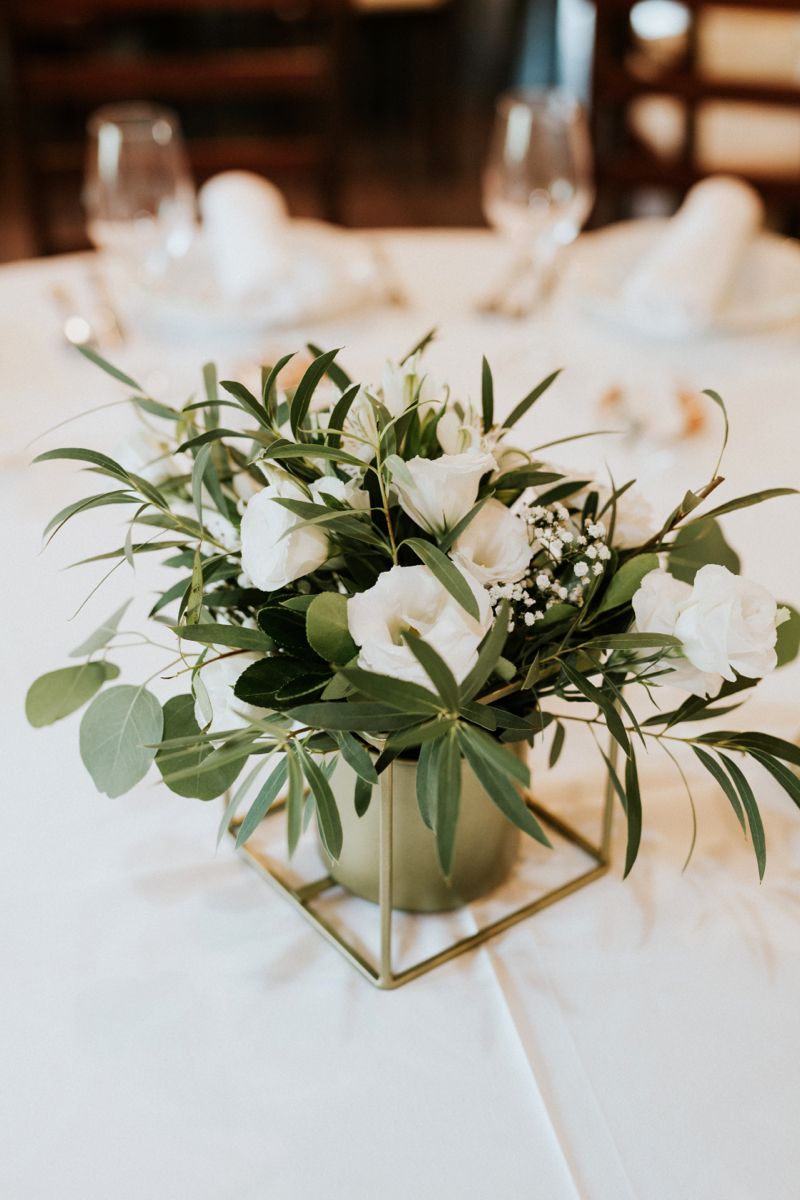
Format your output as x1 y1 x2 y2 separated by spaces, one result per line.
240 478 328 591
392 449 496 535
450 499 533 585
347 564 492 687
194 651 264 731
675 564 780 685
309 474 370 512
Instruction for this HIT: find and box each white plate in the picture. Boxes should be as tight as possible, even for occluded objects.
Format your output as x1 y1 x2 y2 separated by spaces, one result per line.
575 218 800 337
138 220 383 333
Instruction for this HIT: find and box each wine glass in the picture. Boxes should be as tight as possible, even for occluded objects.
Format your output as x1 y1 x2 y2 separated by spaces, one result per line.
83 102 197 284
480 89 594 315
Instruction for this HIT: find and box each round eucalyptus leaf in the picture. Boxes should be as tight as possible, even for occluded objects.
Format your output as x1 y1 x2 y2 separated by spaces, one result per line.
306 592 357 665
25 661 120 728
156 695 243 800
79 684 163 798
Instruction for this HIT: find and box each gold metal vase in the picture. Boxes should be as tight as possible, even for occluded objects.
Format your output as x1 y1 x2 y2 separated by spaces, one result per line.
320 751 521 912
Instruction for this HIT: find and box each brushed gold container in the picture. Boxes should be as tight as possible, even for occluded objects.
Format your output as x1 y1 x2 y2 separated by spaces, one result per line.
320 751 521 912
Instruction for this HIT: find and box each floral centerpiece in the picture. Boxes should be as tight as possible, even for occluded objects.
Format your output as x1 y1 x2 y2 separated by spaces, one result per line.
27 337 800 893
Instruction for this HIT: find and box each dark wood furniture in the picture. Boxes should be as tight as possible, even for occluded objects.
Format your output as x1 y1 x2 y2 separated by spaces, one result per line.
590 0 800 226
4 0 350 253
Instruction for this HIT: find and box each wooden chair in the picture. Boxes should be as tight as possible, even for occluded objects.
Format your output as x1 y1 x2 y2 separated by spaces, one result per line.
4 0 350 253
590 0 800 226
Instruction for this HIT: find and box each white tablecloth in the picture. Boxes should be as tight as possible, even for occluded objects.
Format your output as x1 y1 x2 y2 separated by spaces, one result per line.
2 230 799 1200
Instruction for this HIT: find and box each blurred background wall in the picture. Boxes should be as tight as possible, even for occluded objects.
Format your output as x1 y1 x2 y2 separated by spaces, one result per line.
1 0 799 262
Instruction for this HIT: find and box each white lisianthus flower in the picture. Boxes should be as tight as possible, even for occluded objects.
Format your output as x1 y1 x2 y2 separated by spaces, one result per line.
194 651 264 731
347 564 492 686
450 499 533 586
309 474 370 511
674 564 781 685
392 449 496 535
341 385 380 464
240 478 328 591
633 565 782 698
437 405 482 455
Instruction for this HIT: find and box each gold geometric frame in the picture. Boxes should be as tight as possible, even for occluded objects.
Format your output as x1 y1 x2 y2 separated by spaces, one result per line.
228 764 615 990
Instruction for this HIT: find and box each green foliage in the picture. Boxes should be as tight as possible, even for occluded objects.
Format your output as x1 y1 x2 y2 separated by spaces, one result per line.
776 604 800 668
156 695 243 800
306 592 357 664
595 554 659 615
173 624 271 651
235 755 289 846
403 538 480 620
502 369 562 430
26 661 119 727
480 356 494 433
69 601 131 657
79 684 163 798
298 744 343 860
29 344 800 885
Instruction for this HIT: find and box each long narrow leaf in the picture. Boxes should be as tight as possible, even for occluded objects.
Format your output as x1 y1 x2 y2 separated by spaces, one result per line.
235 756 289 846
290 348 342 440
402 631 460 710
502 369 561 430
719 753 766 879
403 538 480 621
458 727 550 846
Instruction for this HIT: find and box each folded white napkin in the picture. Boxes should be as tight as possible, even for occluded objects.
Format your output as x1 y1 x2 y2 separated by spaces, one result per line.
199 171 289 301
621 175 764 335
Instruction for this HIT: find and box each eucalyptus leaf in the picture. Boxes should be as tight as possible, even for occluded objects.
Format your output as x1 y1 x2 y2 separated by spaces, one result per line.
595 554 659 615
306 592 358 665
79 684 163 798
26 661 119 727
668 518 740 583
69 600 131 657
156 695 243 800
